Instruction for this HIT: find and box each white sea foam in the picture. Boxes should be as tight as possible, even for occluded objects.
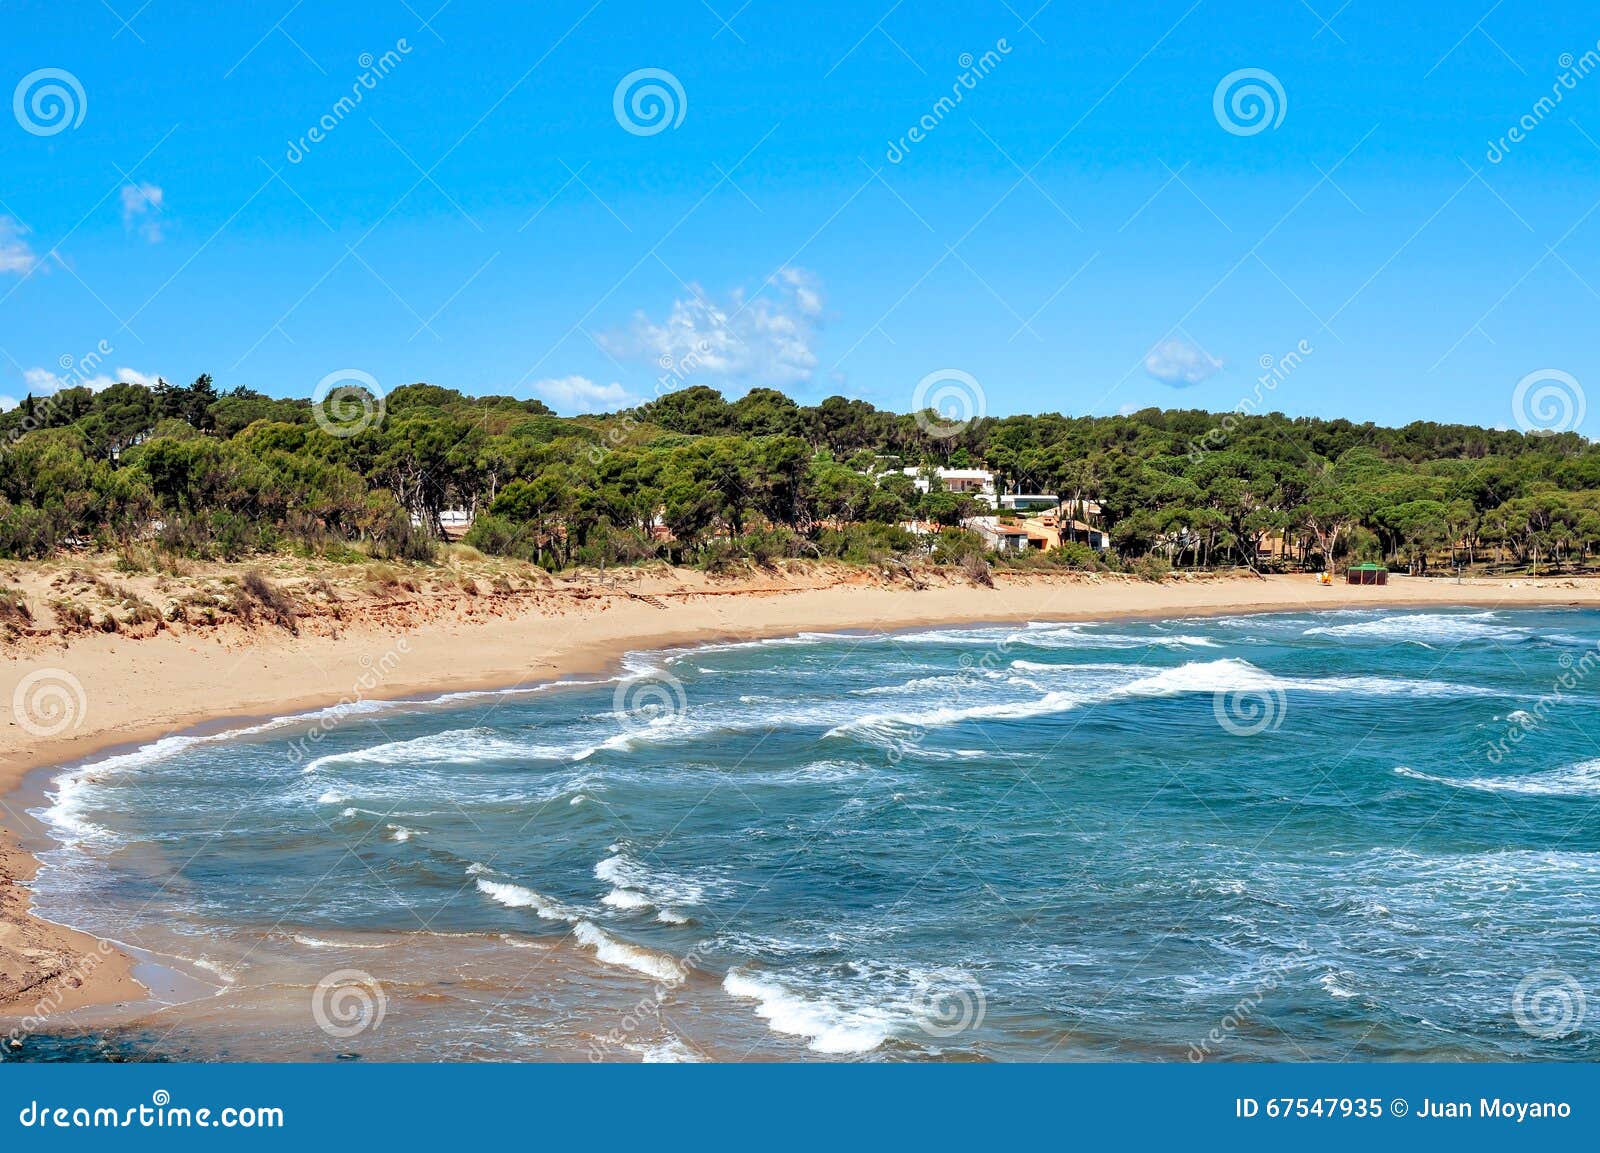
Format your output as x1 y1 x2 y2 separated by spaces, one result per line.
187 955 238 984
623 1037 703 1062
290 933 391 950
1318 971 1359 1000
303 728 562 773
826 657 1489 746
573 921 685 981
474 878 579 923
601 888 653 911
851 672 1003 696
384 824 423 842
1395 759 1600 797
1009 624 1220 650
1343 846 1600 886
595 851 714 910
1302 611 1538 645
722 969 896 1054
1119 657 1483 700
36 683 618 849
778 759 871 781
825 689 1089 741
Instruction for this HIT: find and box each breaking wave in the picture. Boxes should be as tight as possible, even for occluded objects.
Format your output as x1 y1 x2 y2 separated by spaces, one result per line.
1395 759 1600 797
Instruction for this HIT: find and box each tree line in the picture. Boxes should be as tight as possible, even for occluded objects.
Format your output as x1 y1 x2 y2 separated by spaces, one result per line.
2 376 1597 575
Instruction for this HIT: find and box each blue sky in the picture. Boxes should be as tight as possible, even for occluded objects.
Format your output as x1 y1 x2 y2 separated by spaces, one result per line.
2 0 1599 434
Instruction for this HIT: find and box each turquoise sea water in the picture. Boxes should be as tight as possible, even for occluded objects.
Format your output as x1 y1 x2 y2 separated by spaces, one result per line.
25 607 1600 1061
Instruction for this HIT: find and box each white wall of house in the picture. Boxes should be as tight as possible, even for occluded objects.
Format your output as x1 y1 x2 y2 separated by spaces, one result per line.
962 515 1029 553
903 467 998 506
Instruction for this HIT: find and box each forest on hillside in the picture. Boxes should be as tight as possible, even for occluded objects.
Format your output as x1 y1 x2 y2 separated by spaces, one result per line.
2 375 1598 576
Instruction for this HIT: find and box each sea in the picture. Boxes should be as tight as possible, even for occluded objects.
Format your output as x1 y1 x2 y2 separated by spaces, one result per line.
14 607 1599 1062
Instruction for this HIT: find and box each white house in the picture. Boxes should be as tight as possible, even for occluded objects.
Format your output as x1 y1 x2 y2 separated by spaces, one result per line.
962 515 1031 553
999 492 1059 512
902 467 998 507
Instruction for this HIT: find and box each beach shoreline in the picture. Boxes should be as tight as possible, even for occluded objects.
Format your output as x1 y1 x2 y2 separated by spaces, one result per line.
6 564 1600 1029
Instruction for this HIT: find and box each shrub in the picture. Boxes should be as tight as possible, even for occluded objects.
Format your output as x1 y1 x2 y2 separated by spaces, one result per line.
960 551 993 587
574 524 659 568
123 599 163 628
815 523 914 566
364 564 419 593
462 514 535 560
52 599 93 633
931 528 985 565
1051 541 1106 571
240 569 299 631
1133 554 1172 582
0 586 31 625
737 527 810 566
372 513 437 563
0 503 57 559
697 539 741 575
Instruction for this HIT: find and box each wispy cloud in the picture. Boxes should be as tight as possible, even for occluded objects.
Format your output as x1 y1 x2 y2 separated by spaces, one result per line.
120 183 165 243
600 266 824 388
0 217 38 275
533 375 637 413
22 365 163 395
1143 333 1223 387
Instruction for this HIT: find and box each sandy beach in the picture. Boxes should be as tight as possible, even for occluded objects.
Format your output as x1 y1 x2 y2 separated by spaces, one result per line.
6 559 1600 1030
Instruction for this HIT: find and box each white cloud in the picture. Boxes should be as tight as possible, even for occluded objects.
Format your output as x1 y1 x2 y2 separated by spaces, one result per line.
0 217 38 275
1144 334 1223 387
777 265 823 319
533 375 636 413
601 266 824 388
120 183 165 243
21 366 162 395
